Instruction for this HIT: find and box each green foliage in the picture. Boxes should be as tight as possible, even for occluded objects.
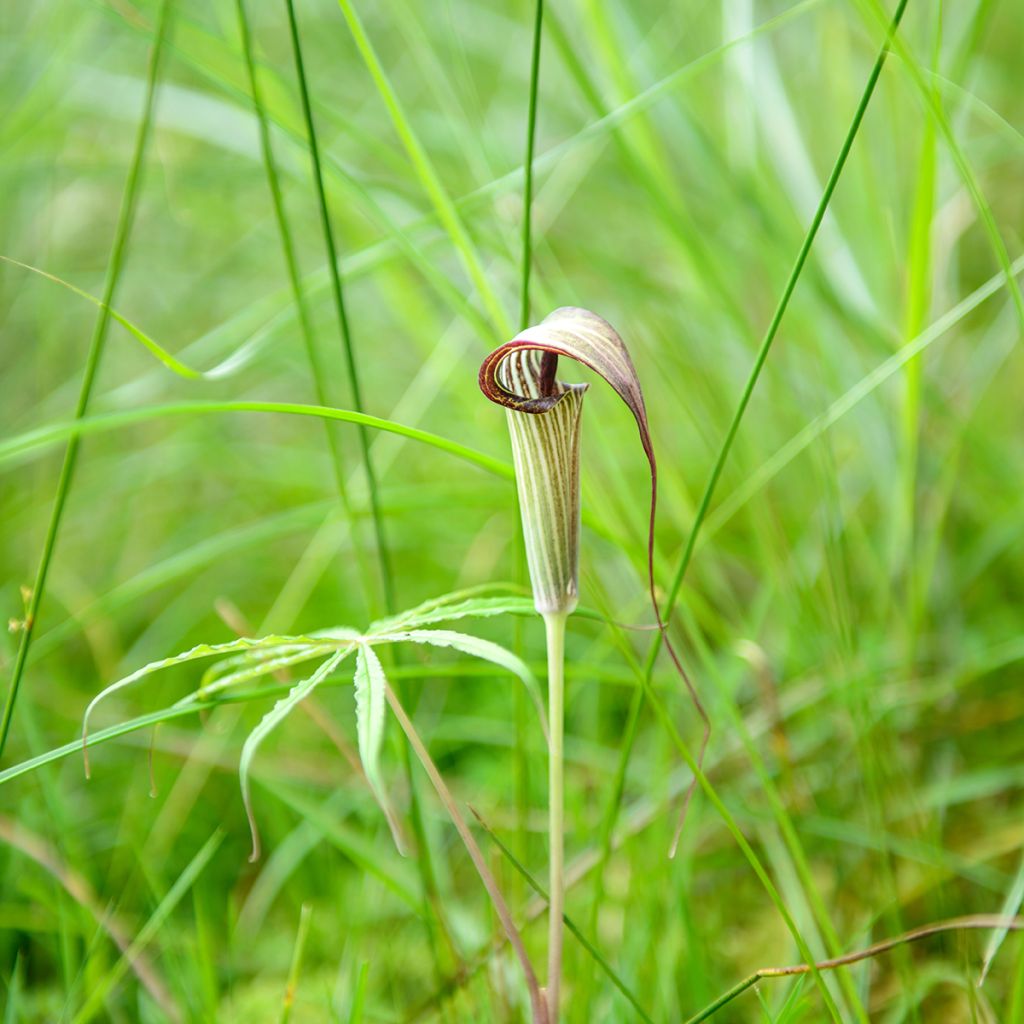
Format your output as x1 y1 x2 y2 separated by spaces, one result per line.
2 0 1024 1020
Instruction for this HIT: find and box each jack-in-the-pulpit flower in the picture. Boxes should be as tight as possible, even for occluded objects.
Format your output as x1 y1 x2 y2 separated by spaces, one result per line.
479 305 658 1022
478 306 653 615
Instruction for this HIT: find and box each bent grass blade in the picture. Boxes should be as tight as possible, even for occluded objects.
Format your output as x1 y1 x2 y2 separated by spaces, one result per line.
240 647 355 862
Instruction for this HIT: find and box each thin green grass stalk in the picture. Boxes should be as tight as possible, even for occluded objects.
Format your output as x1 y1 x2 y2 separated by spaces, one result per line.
1010 935 1024 1023
854 0 1024 331
543 610 566 1022
520 0 543 332
282 0 394 615
2 953 22 1024
471 808 655 1024
517 3 556 1011
0 400 512 478
1 397 632 551
234 0 379 615
584 1 910 1004
192 888 218 1017
897 34 937 656
0 0 175 760
271 10 458 970
509 0 536 931
347 960 370 1023
659 0 911 627
279 903 313 1024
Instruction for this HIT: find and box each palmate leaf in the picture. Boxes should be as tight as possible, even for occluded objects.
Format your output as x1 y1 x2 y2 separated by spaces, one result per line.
79 597 551 863
234 625 544 860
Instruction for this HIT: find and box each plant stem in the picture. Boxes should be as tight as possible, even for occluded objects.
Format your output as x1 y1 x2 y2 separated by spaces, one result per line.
519 0 543 331
659 0 910 626
543 610 567 1022
382 682 546 1022
233 0 374 609
283 0 394 617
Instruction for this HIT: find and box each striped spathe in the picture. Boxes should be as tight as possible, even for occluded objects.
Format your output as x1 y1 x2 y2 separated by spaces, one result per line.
479 307 651 615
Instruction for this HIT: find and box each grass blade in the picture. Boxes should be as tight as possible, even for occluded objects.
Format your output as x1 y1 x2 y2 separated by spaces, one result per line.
234 0 378 614
0 0 175 759
659 0 911 621
334 0 512 337
0 255 267 380
71 829 224 1024
279 903 313 1024
283 0 394 615
519 0 543 331
240 648 354 861
980 853 1024 983
383 679 546 1022
0 399 514 480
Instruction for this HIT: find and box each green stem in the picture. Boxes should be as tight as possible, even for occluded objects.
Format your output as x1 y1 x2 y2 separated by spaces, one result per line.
383 682 546 1023
520 0 544 331
582 4 911 1003
283 0 394 616
544 610 567 1022
235 1 353 505
659 0 910 626
0 0 174 760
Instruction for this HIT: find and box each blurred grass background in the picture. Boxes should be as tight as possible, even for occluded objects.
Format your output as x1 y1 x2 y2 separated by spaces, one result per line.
2 0 1024 1020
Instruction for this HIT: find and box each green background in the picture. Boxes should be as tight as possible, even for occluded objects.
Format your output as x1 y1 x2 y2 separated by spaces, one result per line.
1 0 1023 1020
